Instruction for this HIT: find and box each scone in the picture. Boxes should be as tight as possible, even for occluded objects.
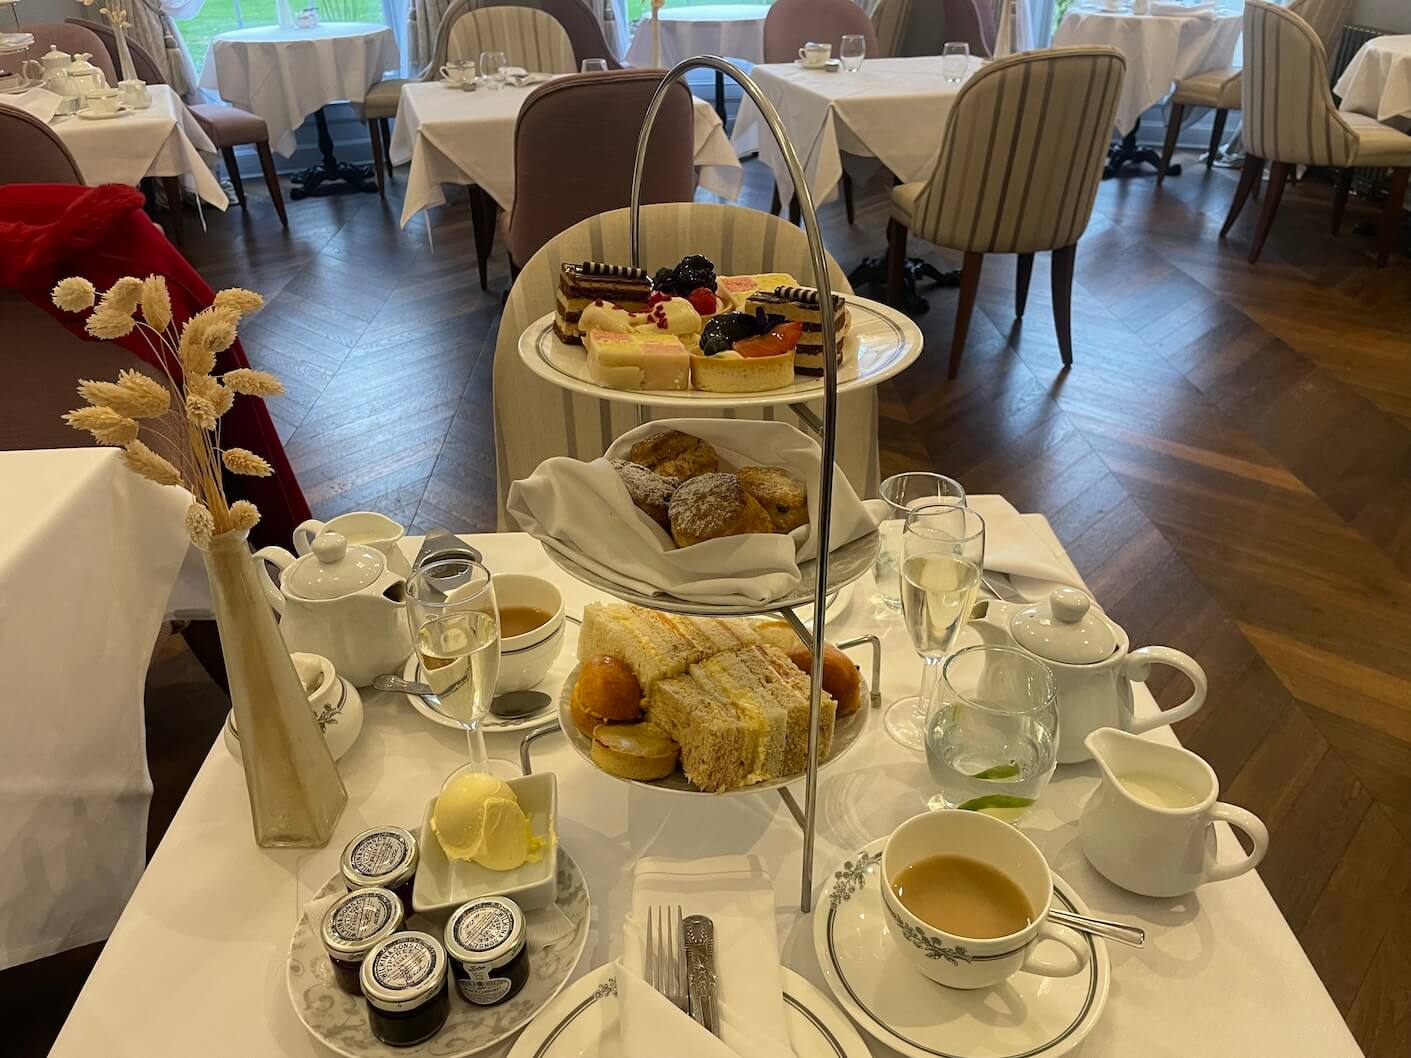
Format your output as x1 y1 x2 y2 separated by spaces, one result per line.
668 473 773 548
571 654 643 736
591 722 680 780
737 466 809 533
610 460 678 531
628 430 719 481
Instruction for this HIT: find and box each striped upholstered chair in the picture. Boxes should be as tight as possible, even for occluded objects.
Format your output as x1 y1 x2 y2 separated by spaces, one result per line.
445 5 577 72
1157 0 1354 184
885 46 1124 378
492 203 880 527
1220 0 1411 266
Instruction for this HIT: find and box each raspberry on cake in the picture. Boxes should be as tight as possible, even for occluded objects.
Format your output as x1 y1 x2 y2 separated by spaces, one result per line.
554 262 652 344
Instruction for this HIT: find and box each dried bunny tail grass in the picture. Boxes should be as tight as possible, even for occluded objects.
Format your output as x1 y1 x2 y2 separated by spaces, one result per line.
185 502 215 545
213 288 265 317
99 277 144 316
64 405 139 446
186 393 218 431
77 369 171 418
188 374 235 418
52 277 96 312
222 368 284 397
141 275 172 332
178 307 238 377
222 447 273 477
121 440 183 486
228 499 261 532
86 309 136 340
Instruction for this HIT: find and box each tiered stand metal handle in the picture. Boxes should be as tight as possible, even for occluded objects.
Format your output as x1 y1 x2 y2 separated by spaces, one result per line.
633 57 843 913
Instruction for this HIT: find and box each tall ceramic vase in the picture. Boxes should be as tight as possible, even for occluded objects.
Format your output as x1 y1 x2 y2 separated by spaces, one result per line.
200 528 346 847
113 22 139 83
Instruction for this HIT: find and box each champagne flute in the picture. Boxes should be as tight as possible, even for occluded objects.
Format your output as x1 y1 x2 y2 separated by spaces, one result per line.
883 503 986 750
875 472 966 613
407 557 500 772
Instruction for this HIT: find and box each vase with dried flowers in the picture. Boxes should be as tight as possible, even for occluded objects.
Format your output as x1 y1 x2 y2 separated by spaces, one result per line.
79 0 139 84
55 274 347 849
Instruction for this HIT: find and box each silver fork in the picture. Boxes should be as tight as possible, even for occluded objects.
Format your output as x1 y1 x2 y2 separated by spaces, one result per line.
644 905 688 1013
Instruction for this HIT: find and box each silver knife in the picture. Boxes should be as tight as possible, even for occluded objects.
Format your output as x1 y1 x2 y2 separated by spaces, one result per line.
682 915 719 1036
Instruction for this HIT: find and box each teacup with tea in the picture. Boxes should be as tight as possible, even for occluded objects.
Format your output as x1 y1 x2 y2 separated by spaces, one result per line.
881 810 1088 989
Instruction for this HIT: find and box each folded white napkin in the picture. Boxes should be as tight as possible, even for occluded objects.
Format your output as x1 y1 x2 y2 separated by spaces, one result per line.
968 494 1084 601
507 418 880 606
1150 1 1216 16
8 87 62 124
618 856 794 1058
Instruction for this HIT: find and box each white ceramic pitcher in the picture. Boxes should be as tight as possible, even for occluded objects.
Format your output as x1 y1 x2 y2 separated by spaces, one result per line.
1079 727 1269 898
293 512 410 576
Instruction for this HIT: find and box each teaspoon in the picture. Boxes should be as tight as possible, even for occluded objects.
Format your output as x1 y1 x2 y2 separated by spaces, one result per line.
1048 907 1145 947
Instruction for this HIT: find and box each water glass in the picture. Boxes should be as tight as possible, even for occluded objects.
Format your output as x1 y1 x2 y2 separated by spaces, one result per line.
874 472 967 612
479 50 507 89
942 41 969 83
580 58 608 72
840 33 866 72
925 644 1058 818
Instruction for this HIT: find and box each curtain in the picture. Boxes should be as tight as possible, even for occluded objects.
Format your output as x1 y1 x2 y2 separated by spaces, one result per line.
125 0 201 98
1014 0 1054 49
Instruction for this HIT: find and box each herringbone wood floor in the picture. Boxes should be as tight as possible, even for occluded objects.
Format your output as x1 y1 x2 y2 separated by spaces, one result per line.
10 148 1411 1056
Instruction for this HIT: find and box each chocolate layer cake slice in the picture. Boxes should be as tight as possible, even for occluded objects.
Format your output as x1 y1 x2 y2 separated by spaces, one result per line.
743 285 849 376
554 262 652 345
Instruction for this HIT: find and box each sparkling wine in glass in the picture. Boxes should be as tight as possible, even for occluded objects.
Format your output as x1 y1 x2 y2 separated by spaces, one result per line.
875 472 967 613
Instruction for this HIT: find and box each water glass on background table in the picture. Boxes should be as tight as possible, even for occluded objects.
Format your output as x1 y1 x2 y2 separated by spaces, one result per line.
480 50 507 89
874 472 967 612
581 58 608 72
840 33 866 72
926 644 1058 817
942 42 969 83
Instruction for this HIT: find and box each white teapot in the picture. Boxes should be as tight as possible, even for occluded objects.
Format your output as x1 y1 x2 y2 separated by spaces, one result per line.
254 532 413 687
65 52 109 104
37 45 74 95
970 587 1207 763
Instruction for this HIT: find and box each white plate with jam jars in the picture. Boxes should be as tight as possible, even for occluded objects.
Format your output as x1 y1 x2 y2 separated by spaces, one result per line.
287 847 591 1057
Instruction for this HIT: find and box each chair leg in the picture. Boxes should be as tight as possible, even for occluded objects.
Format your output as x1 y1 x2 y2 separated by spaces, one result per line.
1332 168 1354 235
947 252 984 379
1207 109 1229 169
1050 244 1076 368
1220 155 1265 237
468 184 496 291
788 193 801 226
1158 102 1184 186
885 218 908 307
770 184 782 216
368 119 386 196
1248 160 1290 264
379 118 394 181
1378 167 1409 267
255 141 288 228
843 171 855 225
1015 252 1034 317
221 146 246 209
161 176 184 243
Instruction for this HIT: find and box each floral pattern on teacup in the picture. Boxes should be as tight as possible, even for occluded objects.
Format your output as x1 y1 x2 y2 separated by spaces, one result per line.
828 850 881 909
882 900 973 965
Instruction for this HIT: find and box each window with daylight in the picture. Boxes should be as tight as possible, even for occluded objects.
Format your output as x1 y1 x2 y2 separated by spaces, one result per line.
177 0 406 73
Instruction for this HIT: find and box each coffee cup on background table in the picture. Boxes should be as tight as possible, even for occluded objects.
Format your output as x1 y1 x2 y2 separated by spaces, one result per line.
85 87 120 114
881 810 1089 989
798 42 831 67
440 60 473 86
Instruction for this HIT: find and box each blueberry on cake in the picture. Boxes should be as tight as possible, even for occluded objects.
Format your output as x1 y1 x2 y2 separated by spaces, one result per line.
742 285 849 376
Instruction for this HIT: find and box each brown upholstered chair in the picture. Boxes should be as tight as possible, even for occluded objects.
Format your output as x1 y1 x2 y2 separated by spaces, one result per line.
66 17 287 228
505 70 694 269
0 105 84 185
15 22 115 79
875 0 992 59
886 46 1125 377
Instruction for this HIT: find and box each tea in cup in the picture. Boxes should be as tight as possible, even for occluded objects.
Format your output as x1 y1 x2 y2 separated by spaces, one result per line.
798 42 831 67
85 87 120 115
881 810 1088 989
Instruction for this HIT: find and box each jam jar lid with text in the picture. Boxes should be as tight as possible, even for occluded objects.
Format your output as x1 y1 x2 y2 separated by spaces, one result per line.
320 887 405 959
341 825 419 890
444 896 525 970
359 931 448 1012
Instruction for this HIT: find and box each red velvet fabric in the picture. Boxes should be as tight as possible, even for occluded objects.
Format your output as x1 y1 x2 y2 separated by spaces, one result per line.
0 183 310 547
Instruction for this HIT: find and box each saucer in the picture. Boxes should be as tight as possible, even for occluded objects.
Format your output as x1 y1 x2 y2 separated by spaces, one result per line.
813 838 1111 1058
795 58 830 69
76 105 131 120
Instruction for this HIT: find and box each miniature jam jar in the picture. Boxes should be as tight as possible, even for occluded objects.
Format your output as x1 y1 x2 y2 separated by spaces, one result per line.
359 931 451 1047
320 886 404 995
341 825 419 916
444 896 529 1006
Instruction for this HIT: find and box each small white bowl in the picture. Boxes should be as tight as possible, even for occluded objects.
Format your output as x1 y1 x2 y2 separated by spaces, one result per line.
493 573 565 693
413 769 559 913
223 652 363 763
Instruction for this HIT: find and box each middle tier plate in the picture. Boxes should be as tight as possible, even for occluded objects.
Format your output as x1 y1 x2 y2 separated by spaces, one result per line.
517 292 923 409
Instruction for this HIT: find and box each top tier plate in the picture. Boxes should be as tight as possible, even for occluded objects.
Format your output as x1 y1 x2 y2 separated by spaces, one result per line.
517 292 923 409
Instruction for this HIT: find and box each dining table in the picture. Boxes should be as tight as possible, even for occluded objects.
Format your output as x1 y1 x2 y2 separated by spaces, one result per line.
45 520 1364 1057
1335 33 1411 129
623 4 772 119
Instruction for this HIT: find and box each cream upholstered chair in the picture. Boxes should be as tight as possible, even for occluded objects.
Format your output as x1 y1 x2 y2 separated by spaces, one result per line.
492 203 880 527
885 46 1125 378
1157 0 1354 184
873 0 990 59
446 6 577 72
1220 0 1411 266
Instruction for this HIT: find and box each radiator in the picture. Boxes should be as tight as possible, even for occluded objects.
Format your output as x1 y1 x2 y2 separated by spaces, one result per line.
1330 25 1386 84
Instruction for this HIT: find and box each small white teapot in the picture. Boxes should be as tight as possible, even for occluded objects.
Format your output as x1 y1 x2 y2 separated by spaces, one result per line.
254 532 413 687
65 52 109 104
37 45 74 95
970 587 1207 763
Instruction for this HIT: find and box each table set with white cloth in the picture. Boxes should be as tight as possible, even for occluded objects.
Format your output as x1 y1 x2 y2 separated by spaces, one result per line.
46 521 1364 1057
731 55 987 209
389 79 743 229
1335 34 1411 129
0 448 190 971
198 22 400 158
623 4 771 118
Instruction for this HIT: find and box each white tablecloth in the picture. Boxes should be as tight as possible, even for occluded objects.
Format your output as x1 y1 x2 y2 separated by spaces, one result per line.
388 79 742 227
731 55 985 206
49 84 229 209
1335 33 1411 127
48 527 1363 1057
1053 5 1244 133
0 449 191 970
623 3 771 68
198 22 400 156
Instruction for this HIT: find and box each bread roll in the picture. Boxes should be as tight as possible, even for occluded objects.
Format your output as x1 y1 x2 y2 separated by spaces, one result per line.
784 642 863 717
737 465 808 533
668 473 773 547
627 430 719 480
591 722 680 781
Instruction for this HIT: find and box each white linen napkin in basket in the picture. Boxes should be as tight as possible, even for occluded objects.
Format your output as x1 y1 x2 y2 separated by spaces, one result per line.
968 494 1085 601
617 856 794 1058
507 418 880 607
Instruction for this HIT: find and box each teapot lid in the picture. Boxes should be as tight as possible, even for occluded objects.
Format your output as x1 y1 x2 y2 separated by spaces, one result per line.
44 44 71 58
287 532 384 599
1009 587 1117 665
